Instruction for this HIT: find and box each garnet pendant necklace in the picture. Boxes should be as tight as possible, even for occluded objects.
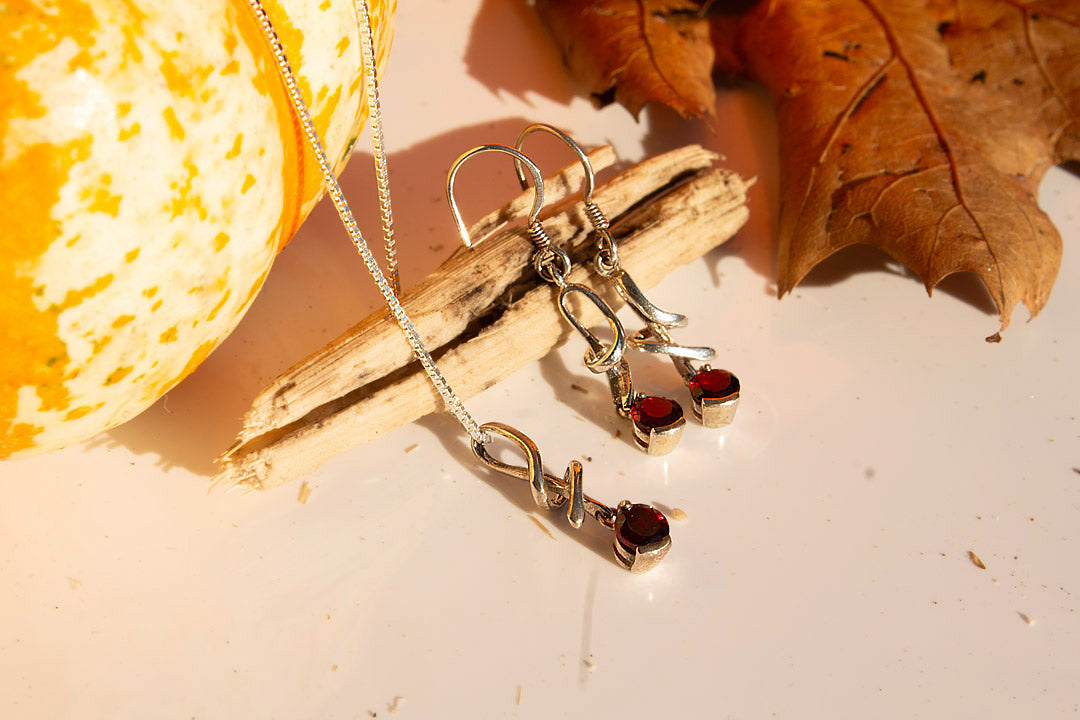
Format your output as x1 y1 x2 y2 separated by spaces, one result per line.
245 0 673 572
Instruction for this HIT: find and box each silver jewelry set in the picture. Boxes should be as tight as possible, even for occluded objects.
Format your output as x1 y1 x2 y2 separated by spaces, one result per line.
248 0 740 572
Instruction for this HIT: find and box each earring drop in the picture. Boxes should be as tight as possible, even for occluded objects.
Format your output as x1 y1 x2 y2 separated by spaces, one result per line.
447 144 684 455
513 124 741 428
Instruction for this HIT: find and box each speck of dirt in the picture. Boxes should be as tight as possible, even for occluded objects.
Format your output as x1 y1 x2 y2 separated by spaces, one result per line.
529 515 556 541
297 481 313 504
669 508 689 523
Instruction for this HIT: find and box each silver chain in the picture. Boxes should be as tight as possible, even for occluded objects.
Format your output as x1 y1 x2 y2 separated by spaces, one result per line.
353 0 399 297
247 0 488 443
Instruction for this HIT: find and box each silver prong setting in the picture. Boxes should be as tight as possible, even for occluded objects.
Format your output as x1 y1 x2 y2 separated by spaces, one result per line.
629 395 685 455
688 368 741 428
613 501 672 573
633 416 685 455
696 393 739 427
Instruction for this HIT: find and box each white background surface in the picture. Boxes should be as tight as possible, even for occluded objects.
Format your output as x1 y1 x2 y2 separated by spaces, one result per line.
3 1 1079 717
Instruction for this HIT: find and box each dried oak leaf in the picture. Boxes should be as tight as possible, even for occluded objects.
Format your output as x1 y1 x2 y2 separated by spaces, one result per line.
539 0 1080 334
536 0 716 119
714 0 1080 333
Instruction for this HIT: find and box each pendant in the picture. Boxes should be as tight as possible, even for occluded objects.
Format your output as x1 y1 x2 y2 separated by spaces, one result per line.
473 422 672 573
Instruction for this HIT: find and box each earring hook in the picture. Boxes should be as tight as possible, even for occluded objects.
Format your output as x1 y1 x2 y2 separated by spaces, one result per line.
512 123 595 204
446 144 546 248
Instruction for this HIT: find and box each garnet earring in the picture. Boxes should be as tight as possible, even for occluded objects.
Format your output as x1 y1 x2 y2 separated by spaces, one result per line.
512 124 741 428
447 144 685 455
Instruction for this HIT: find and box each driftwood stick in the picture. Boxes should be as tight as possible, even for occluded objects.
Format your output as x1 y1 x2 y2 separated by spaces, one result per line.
234 147 615 447
216 146 750 490
236 145 710 445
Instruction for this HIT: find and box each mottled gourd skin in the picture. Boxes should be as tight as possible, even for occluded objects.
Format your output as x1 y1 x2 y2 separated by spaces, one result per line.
0 0 395 458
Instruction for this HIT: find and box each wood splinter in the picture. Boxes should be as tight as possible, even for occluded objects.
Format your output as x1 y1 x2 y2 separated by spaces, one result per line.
215 145 752 490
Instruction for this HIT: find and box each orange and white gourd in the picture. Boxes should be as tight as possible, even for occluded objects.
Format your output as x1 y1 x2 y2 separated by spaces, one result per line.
0 0 395 458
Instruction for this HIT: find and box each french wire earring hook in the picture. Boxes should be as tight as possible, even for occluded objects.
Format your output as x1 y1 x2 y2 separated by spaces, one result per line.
511 124 617 271
447 144 571 282
447 144 545 248
512 124 595 203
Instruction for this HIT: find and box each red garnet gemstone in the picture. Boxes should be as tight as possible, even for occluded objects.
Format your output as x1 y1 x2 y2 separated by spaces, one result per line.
689 368 740 400
630 395 684 432
616 504 670 553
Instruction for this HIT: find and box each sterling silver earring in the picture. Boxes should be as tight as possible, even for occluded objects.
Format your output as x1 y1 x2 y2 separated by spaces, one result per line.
448 144 685 455
513 124 741 428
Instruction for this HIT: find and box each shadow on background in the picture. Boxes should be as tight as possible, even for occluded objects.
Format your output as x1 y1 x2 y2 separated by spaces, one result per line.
102 117 542 476
797 243 998 316
465 0 578 105
641 81 781 291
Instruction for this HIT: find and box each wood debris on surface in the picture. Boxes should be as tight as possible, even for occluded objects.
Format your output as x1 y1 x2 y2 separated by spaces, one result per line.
297 481 312 504
529 515 557 541
668 507 689 523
